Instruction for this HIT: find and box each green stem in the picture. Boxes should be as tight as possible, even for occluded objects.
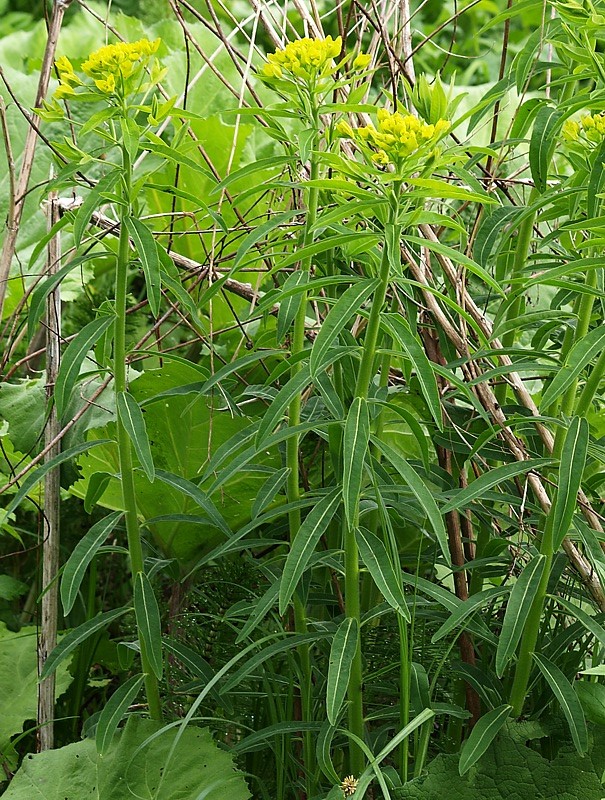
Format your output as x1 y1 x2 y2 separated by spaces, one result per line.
495 193 537 407
285 116 320 788
575 345 605 417
115 152 162 722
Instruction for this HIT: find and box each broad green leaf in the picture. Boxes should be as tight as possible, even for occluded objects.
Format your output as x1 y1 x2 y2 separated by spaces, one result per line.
373 439 449 563
496 555 546 676
96 673 145 755
54 316 114 417
61 511 123 615
533 653 588 755
279 489 341 614
2 716 250 800
309 280 379 376
326 618 359 725
441 458 554 513
381 314 442 429
458 704 511 775
133 572 163 680
356 527 410 620
549 417 588 551
432 587 507 643
342 398 370 525
540 327 605 410
576 681 605 726
117 391 155 481
529 105 563 193
256 365 312 445
0 624 73 763
125 216 161 317
40 607 129 679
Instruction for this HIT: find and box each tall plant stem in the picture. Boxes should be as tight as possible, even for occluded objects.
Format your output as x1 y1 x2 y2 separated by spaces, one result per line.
495 192 537 407
115 154 162 722
345 201 400 776
286 125 320 787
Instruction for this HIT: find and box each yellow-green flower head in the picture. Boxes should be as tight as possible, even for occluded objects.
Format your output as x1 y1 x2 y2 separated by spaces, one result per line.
581 112 605 141
263 36 342 81
338 108 449 167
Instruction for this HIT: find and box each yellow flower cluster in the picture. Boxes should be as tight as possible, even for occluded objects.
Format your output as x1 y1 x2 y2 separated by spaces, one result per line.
54 38 161 99
337 108 449 166
263 35 342 80
562 113 605 143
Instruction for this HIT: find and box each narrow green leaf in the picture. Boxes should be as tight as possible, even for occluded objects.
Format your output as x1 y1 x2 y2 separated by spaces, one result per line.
163 637 228 710
356 527 410 621
125 216 161 317
381 314 442 429
40 607 129 679
279 489 341 614
533 652 588 754
61 511 123 615
117 391 155 481
432 587 507 643
154 470 230 536
96 673 145 755
458 704 511 775
529 105 563 193
250 468 290 520
442 458 554 513
27 246 81 340
342 398 370 525
496 554 546 677
316 721 340 784
134 572 163 680
549 417 588 551
233 209 299 270
54 315 114 417
549 595 605 649
277 271 308 343
236 578 281 643
326 618 359 725
84 471 112 513
540 327 605 410
309 280 379 376
256 365 312 445
74 170 119 248
373 439 449 563
221 631 331 693
2 440 112 522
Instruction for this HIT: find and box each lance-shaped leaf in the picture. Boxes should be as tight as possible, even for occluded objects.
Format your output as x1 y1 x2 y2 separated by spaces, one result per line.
54 315 114 418
496 554 546 677
310 280 379 376
134 572 163 680
373 439 449 563
534 653 588 755
256 365 312 445
549 417 588 551
529 104 563 193
432 587 507 643
125 216 161 317
459 704 511 775
279 489 341 614
541 327 605 410
40 607 130 679
356 527 410 621
277 271 309 343
117 391 155 481
442 458 554 513
382 313 442 430
61 511 123 615
342 398 370 525
327 618 359 725
96 673 145 755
